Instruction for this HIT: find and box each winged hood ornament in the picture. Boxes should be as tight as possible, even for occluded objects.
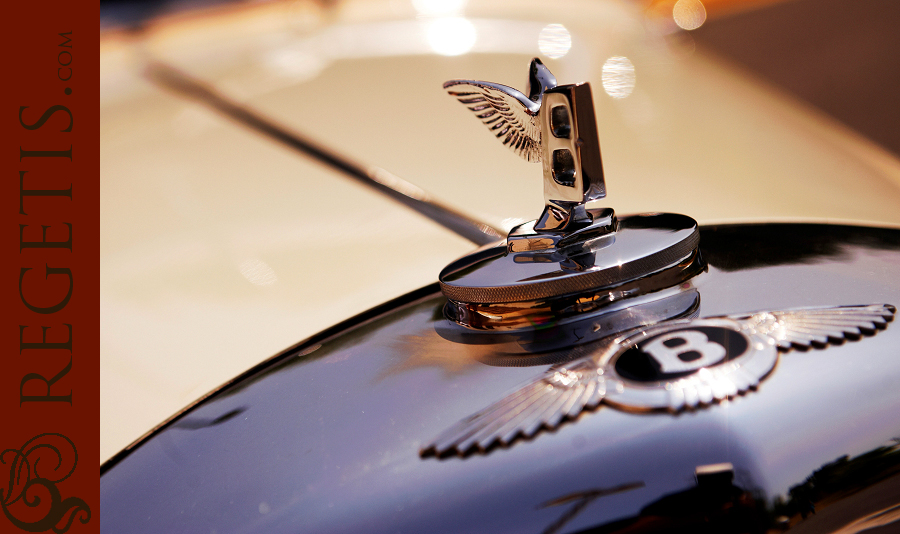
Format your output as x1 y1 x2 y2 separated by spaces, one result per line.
422 304 896 458
443 58 557 163
438 58 703 339
444 58 606 230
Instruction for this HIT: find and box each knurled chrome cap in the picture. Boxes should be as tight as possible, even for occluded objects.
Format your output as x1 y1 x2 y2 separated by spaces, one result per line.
440 213 700 320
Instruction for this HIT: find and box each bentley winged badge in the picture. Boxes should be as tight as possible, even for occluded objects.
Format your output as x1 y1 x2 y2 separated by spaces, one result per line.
423 304 895 458
425 59 897 459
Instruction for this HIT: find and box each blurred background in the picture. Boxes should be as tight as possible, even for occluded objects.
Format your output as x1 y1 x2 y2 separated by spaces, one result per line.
103 0 900 157
691 0 900 158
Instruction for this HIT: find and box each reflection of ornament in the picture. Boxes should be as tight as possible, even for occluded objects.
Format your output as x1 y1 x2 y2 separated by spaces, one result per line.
421 304 895 458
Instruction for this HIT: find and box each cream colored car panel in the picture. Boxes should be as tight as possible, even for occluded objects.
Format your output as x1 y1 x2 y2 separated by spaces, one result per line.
100 0 900 462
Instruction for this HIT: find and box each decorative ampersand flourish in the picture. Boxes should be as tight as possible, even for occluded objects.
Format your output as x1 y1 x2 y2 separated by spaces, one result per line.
1 433 91 533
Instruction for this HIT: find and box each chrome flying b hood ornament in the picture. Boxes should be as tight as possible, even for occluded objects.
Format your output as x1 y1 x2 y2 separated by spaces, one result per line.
439 59 702 335
444 57 605 231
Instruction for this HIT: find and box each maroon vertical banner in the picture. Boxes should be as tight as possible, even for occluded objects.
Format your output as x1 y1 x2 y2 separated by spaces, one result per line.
1 0 99 532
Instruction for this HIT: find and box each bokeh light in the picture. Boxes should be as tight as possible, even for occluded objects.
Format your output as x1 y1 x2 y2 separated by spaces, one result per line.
602 56 636 99
673 0 707 31
239 259 278 286
538 23 572 59
426 17 477 56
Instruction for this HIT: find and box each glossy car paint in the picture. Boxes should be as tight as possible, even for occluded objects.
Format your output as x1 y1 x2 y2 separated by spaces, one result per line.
100 0 900 464
101 224 900 533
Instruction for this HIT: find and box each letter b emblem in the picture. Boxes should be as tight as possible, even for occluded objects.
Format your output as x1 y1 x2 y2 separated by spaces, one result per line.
641 330 726 373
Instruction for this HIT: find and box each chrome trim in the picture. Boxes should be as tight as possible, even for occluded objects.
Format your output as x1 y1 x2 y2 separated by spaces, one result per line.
441 215 699 304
